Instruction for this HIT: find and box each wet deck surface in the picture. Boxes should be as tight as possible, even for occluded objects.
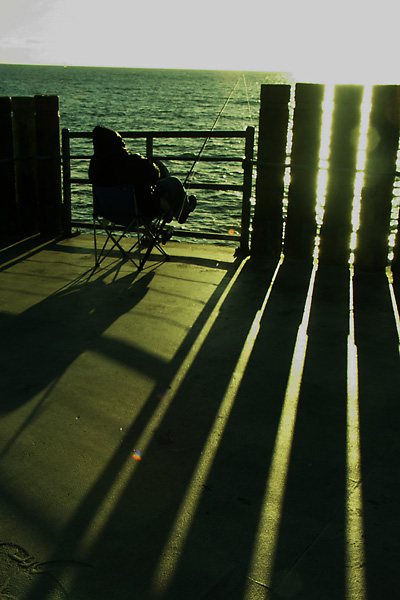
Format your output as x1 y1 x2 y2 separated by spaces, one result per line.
0 234 399 600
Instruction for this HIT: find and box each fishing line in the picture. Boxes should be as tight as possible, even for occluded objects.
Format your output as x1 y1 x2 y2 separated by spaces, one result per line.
242 73 255 126
183 74 244 188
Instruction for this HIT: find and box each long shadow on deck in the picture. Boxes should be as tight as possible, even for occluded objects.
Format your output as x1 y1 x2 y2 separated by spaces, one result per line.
354 269 400 599
28 257 312 600
1 265 151 414
16 256 400 600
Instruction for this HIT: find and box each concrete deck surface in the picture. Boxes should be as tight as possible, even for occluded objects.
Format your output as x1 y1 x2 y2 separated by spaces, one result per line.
0 234 399 600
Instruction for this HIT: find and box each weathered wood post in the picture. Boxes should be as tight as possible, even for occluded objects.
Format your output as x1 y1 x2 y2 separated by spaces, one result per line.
12 97 39 236
34 95 63 236
319 85 364 264
61 128 72 236
392 226 400 273
0 97 19 237
240 125 255 255
356 85 400 270
251 84 291 256
284 83 325 259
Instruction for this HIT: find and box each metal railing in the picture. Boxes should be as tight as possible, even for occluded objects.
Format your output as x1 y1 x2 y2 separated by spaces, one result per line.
61 127 255 253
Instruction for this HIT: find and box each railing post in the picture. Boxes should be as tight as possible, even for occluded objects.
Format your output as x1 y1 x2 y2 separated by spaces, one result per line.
0 96 19 238
61 128 72 236
356 85 400 270
252 84 291 256
146 135 153 160
240 126 254 254
34 95 63 236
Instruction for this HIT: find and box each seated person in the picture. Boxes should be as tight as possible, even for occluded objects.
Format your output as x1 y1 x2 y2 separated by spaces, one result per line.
88 125 196 224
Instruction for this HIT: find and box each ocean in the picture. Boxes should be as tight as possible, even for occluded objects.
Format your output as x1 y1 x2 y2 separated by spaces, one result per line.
1 64 398 251
0 64 291 240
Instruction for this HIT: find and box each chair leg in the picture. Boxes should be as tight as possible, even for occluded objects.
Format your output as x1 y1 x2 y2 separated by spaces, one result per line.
93 216 101 268
137 217 170 270
93 216 140 269
93 213 170 271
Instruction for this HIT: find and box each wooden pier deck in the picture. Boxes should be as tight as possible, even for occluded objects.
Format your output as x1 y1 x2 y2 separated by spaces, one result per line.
0 234 399 600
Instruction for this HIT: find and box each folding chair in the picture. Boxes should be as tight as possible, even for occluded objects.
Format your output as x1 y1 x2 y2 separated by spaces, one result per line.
92 184 171 271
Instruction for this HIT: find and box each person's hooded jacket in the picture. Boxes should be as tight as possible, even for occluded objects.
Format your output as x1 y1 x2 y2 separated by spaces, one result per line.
88 125 161 217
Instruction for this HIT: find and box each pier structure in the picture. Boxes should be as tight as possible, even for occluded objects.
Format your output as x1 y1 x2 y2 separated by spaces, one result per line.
0 85 400 600
2 84 399 270
253 83 400 271
0 95 63 238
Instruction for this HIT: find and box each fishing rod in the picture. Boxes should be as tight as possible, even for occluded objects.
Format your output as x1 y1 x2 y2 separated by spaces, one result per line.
183 74 244 188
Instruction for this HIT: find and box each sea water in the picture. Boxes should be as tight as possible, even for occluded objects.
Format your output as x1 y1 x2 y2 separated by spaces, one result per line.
0 64 291 239
1 64 398 248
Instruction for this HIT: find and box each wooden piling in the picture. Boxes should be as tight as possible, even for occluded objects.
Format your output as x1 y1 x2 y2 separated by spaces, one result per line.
0 97 19 238
319 85 364 264
240 126 255 254
11 97 39 236
392 226 400 273
61 128 72 236
34 95 63 236
284 83 325 259
390 97 400 274
356 85 400 271
252 84 291 256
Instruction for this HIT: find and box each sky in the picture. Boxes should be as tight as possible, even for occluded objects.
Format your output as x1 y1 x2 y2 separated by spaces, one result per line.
1 0 399 83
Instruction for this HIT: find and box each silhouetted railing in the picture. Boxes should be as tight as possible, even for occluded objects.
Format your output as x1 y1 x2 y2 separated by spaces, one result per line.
61 127 255 254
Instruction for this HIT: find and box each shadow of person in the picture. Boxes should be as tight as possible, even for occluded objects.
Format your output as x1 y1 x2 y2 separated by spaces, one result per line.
1 267 155 413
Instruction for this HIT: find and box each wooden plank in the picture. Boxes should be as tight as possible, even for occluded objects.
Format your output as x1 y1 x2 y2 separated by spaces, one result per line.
284 83 325 259
252 84 291 256
319 85 364 264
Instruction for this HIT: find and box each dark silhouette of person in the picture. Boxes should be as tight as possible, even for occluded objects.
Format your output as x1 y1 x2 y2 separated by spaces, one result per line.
88 125 196 223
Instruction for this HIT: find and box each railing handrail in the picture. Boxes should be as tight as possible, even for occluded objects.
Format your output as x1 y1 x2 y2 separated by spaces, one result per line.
62 127 255 253
66 129 249 139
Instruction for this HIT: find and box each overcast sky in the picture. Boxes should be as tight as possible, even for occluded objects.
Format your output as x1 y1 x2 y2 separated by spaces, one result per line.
1 0 398 82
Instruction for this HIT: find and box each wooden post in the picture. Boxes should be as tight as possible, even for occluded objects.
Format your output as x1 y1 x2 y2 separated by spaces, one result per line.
12 97 39 236
240 125 255 255
356 85 400 271
284 83 325 259
61 128 72 236
0 97 19 238
34 95 63 236
319 85 364 264
251 84 291 256
392 226 400 273
146 135 153 160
